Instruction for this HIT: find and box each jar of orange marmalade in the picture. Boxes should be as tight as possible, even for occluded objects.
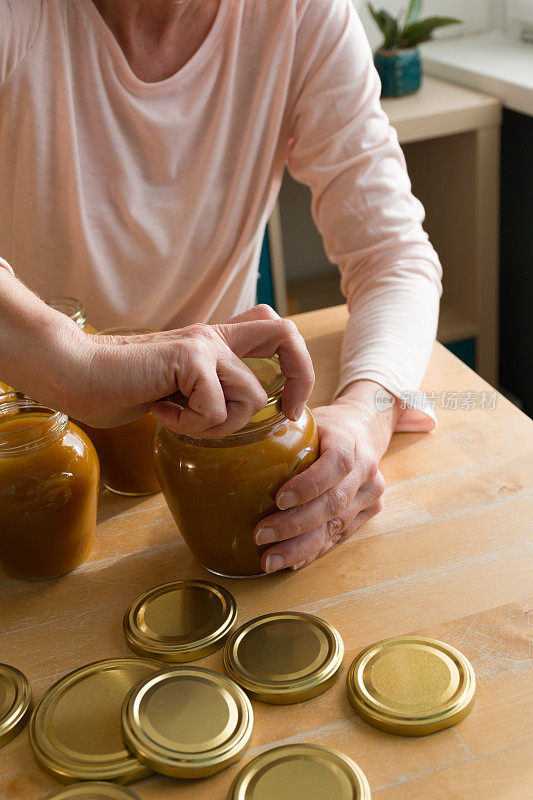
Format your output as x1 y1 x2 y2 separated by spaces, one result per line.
0 398 99 580
153 358 318 578
45 296 97 333
82 326 161 497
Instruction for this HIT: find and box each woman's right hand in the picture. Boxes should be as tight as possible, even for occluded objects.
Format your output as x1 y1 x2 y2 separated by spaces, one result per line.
0 269 314 438
65 305 315 439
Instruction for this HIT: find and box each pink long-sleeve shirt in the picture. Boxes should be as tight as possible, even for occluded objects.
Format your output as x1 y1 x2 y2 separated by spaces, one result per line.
0 0 442 429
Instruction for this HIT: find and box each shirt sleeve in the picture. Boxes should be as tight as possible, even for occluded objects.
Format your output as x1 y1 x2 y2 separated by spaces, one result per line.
285 0 442 431
0 0 43 85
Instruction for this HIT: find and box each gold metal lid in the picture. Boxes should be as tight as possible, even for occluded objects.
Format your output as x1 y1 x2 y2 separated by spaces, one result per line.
123 580 237 662
227 744 371 800
242 356 285 397
161 357 286 431
223 612 344 704
0 663 32 747
346 636 476 736
29 658 162 783
121 665 253 779
44 783 141 800
242 357 285 427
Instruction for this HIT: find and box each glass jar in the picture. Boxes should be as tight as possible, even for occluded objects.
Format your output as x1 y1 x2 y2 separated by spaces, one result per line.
82 326 161 497
0 381 13 403
2 299 96 399
0 398 99 580
153 358 318 578
45 296 97 333
0 390 19 410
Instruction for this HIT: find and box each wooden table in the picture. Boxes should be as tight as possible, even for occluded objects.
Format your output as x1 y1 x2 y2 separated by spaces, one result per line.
2 305 532 799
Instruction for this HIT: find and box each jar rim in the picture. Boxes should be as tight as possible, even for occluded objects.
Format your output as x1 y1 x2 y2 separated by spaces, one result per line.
158 409 292 447
98 325 159 336
156 356 288 442
45 296 87 328
0 397 68 456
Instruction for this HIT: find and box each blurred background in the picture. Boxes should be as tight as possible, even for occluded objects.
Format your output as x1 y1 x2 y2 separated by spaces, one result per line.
258 0 533 417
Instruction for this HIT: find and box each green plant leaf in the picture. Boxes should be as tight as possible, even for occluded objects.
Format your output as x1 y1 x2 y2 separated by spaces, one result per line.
367 3 388 35
384 17 400 49
404 0 422 28
401 16 461 47
368 3 401 47
367 2 381 29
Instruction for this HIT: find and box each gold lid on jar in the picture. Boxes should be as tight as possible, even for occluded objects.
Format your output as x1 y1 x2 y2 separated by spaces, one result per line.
241 357 285 426
29 658 161 783
123 580 237 662
346 636 476 736
0 663 32 747
44 783 142 800
121 665 253 779
227 744 371 800
162 357 286 430
223 612 344 704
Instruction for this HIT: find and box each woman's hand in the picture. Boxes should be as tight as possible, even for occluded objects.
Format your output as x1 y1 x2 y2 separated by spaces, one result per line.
70 305 315 438
254 381 400 572
0 268 313 438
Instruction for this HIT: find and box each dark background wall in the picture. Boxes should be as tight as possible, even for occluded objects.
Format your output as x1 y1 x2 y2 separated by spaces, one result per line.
500 109 533 417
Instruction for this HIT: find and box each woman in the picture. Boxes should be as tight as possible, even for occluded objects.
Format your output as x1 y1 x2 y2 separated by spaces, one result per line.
0 0 441 572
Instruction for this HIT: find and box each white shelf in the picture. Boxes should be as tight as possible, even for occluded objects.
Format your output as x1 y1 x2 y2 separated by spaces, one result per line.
422 32 533 117
380 75 501 143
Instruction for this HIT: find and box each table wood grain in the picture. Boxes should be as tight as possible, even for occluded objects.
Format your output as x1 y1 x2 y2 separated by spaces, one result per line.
1 305 532 800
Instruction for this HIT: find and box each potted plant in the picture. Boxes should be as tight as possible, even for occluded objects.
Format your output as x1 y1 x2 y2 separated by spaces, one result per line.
368 0 461 97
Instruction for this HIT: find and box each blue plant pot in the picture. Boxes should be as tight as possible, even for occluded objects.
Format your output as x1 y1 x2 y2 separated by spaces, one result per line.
374 48 422 97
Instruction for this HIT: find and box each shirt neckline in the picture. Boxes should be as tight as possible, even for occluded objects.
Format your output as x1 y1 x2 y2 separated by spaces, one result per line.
77 0 231 94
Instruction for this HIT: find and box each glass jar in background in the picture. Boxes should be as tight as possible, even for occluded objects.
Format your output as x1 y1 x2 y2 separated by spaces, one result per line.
0 388 17 409
1 298 97 399
0 398 99 580
82 326 161 497
153 358 318 578
45 296 97 333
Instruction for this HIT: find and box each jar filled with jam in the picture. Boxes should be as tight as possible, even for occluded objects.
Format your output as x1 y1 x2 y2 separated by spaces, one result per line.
153 358 318 578
0 398 99 580
45 296 97 333
82 326 161 497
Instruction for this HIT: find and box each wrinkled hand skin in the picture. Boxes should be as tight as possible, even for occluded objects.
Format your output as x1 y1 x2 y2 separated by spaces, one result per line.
62 304 314 439
254 380 400 573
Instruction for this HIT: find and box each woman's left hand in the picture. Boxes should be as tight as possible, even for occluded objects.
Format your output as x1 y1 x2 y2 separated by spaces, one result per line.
254 381 399 573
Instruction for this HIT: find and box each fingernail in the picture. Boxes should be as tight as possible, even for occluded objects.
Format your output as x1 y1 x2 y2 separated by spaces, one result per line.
294 404 305 421
277 490 299 510
291 560 306 571
265 554 285 573
255 527 278 545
